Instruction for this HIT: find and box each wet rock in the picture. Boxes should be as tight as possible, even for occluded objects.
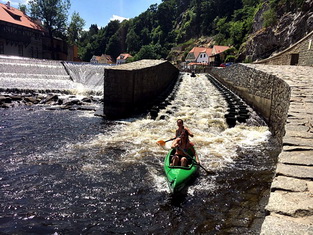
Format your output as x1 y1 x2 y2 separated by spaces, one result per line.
1 103 11 108
24 96 40 104
63 99 82 106
77 105 97 111
82 97 92 103
40 94 59 104
0 95 12 104
45 106 63 110
8 95 22 101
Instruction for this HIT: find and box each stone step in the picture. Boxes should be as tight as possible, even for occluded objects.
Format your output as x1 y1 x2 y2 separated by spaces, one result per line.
276 163 313 179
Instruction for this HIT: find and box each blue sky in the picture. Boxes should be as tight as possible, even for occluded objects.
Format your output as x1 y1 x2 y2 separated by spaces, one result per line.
1 0 162 29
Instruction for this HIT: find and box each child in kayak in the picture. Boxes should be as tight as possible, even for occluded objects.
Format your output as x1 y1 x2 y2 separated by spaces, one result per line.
171 130 199 167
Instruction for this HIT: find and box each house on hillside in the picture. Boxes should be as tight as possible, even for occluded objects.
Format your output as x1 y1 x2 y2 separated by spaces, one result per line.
210 45 230 66
90 54 113 64
185 47 212 65
116 53 132 64
185 45 230 69
0 1 75 60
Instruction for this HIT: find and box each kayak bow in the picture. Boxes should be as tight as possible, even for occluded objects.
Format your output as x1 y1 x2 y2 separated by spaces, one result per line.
164 148 199 193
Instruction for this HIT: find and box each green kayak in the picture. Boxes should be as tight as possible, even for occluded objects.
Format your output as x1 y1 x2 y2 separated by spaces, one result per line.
164 148 199 193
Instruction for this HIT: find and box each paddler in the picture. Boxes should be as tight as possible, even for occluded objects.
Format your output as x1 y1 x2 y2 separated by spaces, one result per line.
171 130 199 167
175 119 194 138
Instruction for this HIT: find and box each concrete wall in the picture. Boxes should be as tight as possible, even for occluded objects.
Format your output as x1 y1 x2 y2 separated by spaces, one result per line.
104 59 179 119
210 64 291 142
255 31 313 66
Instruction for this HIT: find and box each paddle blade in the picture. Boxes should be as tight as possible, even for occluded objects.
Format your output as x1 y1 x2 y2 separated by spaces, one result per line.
156 140 166 146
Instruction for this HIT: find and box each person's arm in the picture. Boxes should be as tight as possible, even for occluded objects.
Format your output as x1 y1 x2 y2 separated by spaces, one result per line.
171 138 180 149
185 127 194 137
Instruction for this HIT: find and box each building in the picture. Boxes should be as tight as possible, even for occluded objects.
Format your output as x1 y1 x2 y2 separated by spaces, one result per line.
90 54 114 64
116 53 132 64
0 1 76 61
185 45 230 68
0 1 45 58
210 45 231 66
185 47 212 65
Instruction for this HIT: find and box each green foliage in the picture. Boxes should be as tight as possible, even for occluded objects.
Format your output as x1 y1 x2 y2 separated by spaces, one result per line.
133 44 161 61
213 1 261 49
67 11 85 45
225 55 236 62
262 8 277 27
72 0 299 62
18 4 28 14
29 0 70 37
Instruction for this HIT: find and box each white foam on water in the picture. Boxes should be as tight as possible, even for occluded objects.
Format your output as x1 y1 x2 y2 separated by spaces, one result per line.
30 73 271 192
75 73 271 192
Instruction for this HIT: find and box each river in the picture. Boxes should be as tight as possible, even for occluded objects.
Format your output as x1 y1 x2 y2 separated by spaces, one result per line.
0 73 280 234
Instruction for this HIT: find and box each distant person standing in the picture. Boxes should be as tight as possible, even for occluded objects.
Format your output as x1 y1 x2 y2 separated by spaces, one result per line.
175 119 193 138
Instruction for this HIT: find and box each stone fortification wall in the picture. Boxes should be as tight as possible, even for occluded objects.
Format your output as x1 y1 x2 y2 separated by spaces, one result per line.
255 30 313 66
210 63 290 142
104 60 179 119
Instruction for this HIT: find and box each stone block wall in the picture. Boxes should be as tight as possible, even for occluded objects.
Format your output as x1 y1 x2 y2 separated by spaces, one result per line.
104 60 179 119
210 64 290 142
256 31 313 66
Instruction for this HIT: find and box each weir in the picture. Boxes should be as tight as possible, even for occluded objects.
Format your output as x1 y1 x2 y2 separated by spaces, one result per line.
103 60 179 119
0 55 106 94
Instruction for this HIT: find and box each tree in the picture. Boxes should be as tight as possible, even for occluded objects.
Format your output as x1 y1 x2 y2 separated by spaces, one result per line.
133 44 161 60
29 0 71 59
105 34 121 60
126 28 141 53
18 4 27 14
67 11 85 45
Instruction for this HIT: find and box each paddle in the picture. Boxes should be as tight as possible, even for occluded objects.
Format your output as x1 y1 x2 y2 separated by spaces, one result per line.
177 147 214 175
156 138 176 147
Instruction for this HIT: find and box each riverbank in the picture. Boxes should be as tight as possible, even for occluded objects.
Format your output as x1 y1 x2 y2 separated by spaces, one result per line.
243 65 313 234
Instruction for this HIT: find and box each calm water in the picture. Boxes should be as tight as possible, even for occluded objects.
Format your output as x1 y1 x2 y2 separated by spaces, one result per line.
0 73 280 234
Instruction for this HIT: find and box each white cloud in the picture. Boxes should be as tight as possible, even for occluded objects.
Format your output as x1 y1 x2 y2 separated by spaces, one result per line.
110 14 129 22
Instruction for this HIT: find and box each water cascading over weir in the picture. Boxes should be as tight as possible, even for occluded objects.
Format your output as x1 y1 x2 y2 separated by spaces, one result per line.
0 55 107 94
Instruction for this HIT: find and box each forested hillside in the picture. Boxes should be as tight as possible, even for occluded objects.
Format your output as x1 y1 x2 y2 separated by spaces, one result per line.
77 0 311 63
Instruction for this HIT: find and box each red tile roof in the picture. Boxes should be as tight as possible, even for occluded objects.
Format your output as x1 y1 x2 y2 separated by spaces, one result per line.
0 2 45 31
117 53 132 60
212 45 230 55
189 47 213 59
